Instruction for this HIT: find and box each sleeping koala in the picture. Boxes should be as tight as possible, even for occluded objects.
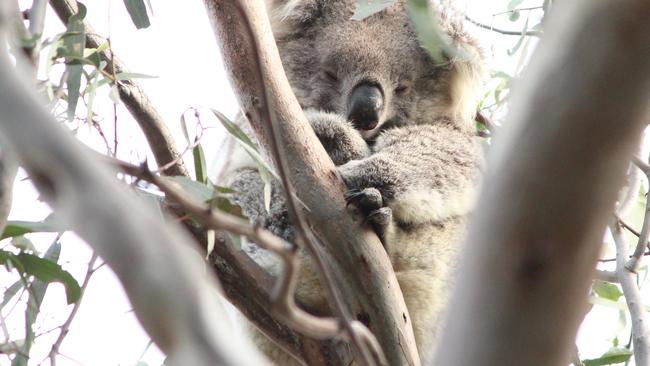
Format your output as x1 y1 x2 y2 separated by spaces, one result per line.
221 0 486 364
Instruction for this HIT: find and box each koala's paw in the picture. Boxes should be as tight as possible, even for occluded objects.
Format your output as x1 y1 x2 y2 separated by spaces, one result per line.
305 110 370 165
344 188 392 243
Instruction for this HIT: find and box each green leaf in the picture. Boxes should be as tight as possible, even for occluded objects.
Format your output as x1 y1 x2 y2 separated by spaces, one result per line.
65 64 83 121
226 232 242 250
97 72 158 88
352 0 396 20
211 109 280 182
583 347 633 366
63 3 86 122
11 242 67 366
215 186 236 194
0 249 81 305
208 196 245 219
509 9 520 22
1 219 62 239
166 176 215 203
593 280 623 302
86 65 103 130
180 113 190 144
10 236 36 253
123 0 151 29
1 281 23 310
193 144 208 184
507 16 529 56
507 0 524 12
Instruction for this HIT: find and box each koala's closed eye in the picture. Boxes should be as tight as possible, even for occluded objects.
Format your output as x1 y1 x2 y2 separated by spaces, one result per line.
394 83 410 95
323 69 339 82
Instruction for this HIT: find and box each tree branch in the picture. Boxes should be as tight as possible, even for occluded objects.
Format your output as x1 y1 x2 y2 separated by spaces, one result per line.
48 0 188 177
0 29 266 366
204 1 419 365
626 155 650 272
611 222 650 366
435 1 650 365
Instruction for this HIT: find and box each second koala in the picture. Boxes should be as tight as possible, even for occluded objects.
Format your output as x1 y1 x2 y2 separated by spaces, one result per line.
223 0 486 364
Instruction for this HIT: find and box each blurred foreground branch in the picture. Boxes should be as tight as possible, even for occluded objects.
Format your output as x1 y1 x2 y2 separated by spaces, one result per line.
0 16 266 365
436 1 650 365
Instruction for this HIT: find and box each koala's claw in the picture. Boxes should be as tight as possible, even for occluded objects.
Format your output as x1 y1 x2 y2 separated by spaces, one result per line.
344 189 364 207
365 207 392 243
345 187 383 213
345 188 391 244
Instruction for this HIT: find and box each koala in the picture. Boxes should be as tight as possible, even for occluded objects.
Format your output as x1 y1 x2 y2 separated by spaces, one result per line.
221 0 486 364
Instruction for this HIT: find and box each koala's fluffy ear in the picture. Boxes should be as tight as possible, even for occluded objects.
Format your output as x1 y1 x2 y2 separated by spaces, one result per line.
266 0 355 37
433 2 488 125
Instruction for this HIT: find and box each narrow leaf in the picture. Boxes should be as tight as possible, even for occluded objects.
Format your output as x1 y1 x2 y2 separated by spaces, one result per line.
1 220 61 239
166 176 215 203
352 0 396 20
123 0 151 29
193 144 208 184
583 347 633 366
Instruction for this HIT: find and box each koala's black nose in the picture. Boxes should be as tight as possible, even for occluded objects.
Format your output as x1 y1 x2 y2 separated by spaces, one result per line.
347 83 384 130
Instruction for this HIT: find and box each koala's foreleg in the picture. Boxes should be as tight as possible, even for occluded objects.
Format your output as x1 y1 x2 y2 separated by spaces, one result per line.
339 123 482 230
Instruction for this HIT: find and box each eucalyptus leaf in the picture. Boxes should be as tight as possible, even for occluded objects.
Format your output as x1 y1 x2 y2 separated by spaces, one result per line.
507 16 529 56
1 281 23 310
593 280 623 301
123 0 151 29
97 72 158 88
1 219 62 239
0 248 81 305
62 3 86 122
211 109 280 182
507 0 524 12
583 347 633 366
352 0 396 20
193 144 208 184
166 176 215 203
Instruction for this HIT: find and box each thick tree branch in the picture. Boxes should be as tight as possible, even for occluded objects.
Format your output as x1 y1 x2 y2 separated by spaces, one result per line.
435 1 650 365
0 147 18 234
0 31 266 366
204 1 420 365
48 0 188 177
611 222 650 366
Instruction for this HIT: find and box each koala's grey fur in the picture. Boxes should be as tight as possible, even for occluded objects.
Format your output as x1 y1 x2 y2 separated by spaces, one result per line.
220 0 486 364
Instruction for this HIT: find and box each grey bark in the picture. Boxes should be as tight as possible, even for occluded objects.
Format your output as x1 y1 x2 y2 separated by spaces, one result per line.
434 1 650 365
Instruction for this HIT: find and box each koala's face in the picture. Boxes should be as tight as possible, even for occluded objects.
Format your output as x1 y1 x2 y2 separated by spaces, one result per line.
271 1 484 136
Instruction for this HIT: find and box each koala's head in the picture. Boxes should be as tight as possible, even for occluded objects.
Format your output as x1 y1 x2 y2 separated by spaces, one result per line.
267 0 486 137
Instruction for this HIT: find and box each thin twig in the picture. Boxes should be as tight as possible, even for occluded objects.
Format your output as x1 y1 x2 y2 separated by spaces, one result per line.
48 0 188 177
611 221 650 366
465 15 543 37
49 252 99 366
492 6 544 17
